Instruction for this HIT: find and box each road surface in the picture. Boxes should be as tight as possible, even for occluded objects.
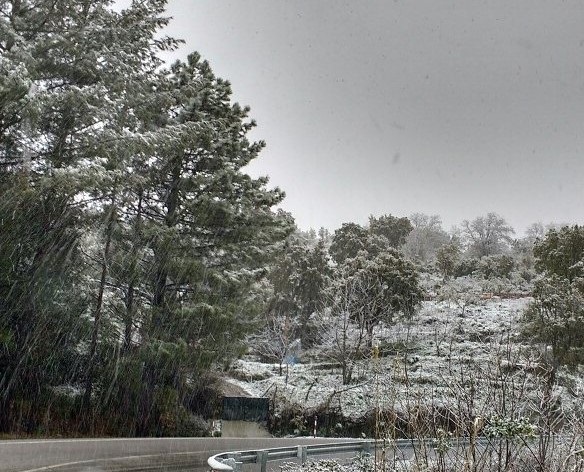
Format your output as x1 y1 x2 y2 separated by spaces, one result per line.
0 437 355 472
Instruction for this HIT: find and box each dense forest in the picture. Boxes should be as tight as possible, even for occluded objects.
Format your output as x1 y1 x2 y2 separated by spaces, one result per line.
1 0 583 439
0 0 293 435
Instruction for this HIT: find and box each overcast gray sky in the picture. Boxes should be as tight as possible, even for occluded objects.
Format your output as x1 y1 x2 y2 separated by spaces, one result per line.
159 0 584 234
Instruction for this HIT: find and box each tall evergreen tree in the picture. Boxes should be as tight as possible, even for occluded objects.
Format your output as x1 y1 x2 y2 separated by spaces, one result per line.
0 0 193 432
0 0 291 435
0 176 89 431
121 54 292 434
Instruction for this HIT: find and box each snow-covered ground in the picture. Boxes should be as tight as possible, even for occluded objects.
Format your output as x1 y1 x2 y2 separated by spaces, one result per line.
226 298 583 427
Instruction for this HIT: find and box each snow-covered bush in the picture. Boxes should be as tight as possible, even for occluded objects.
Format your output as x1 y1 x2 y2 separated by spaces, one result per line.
278 455 392 472
484 416 537 439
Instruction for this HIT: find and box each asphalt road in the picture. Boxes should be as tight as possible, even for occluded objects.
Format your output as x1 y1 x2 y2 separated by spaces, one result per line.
0 437 356 472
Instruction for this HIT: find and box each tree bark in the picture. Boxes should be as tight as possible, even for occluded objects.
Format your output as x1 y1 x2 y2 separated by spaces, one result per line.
82 198 116 420
123 193 143 353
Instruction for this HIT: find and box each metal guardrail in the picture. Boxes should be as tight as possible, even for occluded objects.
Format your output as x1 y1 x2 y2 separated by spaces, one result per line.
208 440 372 471
207 438 493 471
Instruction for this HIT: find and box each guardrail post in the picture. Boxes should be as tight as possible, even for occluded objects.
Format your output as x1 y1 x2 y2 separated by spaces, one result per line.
361 440 372 456
257 450 268 472
297 445 308 464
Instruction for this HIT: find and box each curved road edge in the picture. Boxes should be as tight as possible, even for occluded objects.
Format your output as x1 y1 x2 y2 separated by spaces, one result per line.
0 437 356 472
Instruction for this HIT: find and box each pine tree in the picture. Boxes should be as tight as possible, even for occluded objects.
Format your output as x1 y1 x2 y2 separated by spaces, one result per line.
0 0 187 431
111 54 293 434
0 173 89 431
1 0 293 435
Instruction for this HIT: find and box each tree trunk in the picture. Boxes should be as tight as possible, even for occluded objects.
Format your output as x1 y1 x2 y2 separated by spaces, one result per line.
142 158 181 435
82 199 116 420
151 159 180 334
123 285 135 353
366 321 374 350
123 193 143 353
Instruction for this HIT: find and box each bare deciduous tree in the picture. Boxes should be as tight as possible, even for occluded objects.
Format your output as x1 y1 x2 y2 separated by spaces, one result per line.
462 213 515 258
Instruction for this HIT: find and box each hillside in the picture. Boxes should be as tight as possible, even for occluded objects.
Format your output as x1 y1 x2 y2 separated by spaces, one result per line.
225 295 583 438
